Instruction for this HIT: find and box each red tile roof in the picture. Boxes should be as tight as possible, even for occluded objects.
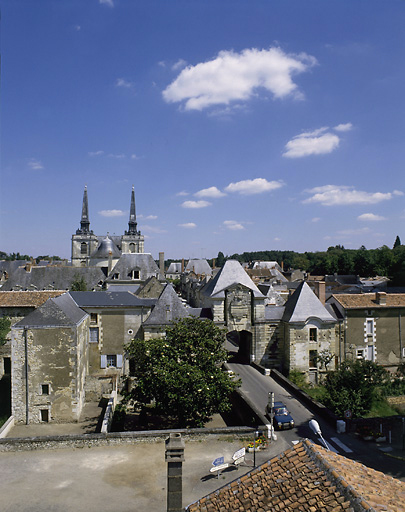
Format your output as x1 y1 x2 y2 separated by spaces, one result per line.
186 440 405 512
0 291 65 308
332 293 405 309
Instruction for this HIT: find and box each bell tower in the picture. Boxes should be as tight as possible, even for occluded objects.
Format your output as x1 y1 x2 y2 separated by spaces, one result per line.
71 186 99 266
121 186 144 253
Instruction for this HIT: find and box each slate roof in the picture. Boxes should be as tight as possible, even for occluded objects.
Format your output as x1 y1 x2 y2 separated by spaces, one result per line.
0 266 106 291
90 236 121 259
13 293 87 328
166 262 182 274
282 282 336 323
186 440 405 512
69 291 156 308
265 306 285 321
143 284 201 326
201 260 264 299
136 276 166 298
0 290 65 308
185 259 212 276
331 293 405 309
106 253 163 281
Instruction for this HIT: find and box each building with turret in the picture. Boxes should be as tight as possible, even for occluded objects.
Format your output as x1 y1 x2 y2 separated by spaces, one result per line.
71 186 144 267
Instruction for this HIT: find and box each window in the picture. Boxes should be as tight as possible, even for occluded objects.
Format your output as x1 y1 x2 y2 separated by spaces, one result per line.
129 243 135 253
128 269 140 279
80 242 88 255
309 328 317 342
366 319 374 336
128 329 134 335
309 350 318 368
89 327 99 343
101 354 123 369
356 349 365 359
90 313 98 324
107 354 117 367
366 345 375 361
40 409 49 422
41 384 49 395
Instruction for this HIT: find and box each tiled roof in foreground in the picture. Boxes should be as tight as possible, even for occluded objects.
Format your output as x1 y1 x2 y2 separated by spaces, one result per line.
186 440 405 512
0 290 65 307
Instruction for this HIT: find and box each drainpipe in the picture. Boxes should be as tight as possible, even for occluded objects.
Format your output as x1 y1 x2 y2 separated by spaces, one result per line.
24 328 29 425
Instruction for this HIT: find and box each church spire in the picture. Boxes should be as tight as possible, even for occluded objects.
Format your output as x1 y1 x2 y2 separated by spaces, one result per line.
126 185 138 235
77 185 90 234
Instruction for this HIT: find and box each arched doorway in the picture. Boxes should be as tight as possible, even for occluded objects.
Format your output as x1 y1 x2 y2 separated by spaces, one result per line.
226 330 252 364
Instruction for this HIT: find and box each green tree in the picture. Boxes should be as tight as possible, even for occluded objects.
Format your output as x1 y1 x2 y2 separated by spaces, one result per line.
393 235 401 249
0 317 11 346
125 317 240 427
323 360 388 417
70 275 87 291
216 251 226 268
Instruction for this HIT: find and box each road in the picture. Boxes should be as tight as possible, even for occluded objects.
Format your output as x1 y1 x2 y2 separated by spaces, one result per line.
228 362 405 481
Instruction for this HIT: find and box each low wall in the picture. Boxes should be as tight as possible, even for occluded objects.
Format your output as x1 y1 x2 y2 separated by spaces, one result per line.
101 390 117 434
0 416 14 438
0 426 255 452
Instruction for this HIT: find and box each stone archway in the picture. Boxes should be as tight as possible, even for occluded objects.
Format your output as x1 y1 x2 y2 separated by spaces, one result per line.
226 330 252 364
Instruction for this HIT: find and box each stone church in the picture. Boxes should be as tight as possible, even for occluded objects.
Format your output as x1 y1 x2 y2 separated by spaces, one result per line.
71 186 145 267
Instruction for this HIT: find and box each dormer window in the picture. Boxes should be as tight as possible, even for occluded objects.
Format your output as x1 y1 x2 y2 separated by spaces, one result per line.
128 269 140 279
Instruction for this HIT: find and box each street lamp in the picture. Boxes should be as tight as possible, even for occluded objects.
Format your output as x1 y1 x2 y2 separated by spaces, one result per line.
309 419 329 451
253 429 259 467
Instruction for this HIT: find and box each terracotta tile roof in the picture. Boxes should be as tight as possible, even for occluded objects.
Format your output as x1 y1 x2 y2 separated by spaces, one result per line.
186 440 405 512
332 293 405 309
0 290 65 308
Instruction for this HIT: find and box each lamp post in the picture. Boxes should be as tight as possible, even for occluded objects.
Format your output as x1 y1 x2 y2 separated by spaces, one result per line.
309 419 329 451
268 391 275 441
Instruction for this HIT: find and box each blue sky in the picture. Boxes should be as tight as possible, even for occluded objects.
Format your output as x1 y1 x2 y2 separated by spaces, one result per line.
1 0 404 260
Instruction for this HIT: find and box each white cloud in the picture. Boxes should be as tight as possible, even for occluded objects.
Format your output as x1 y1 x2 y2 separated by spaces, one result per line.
162 47 317 111
130 154 139 160
142 225 167 234
158 61 166 68
337 227 370 236
357 213 386 221
88 150 104 157
303 185 393 206
274 237 281 241
194 186 226 198
225 178 284 195
178 222 197 229
115 78 134 89
393 190 404 196
28 159 44 170
74 25 81 32
172 59 187 71
139 214 158 220
176 190 189 197
224 220 245 230
98 209 125 217
283 129 340 158
181 200 211 209
334 122 353 132
108 153 125 159
311 217 321 223
99 0 114 7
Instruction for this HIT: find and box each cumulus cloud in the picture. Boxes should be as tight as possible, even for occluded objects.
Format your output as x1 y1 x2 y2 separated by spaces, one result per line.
98 209 125 217
311 217 321 223
334 122 353 132
337 227 370 236
393 190 404 196
283 128 340 158
194 186 226 198
181 200 211 209
225 178 284 195
99 0 114 7
162 47 317 111
108 153 125 159
115 78 134 89
139 214 158 220
357 213 386 221
88 150 104 157
303 185 393 206
28 159 44 170
176 190 189 197
178 222 197 229
224 220 245 230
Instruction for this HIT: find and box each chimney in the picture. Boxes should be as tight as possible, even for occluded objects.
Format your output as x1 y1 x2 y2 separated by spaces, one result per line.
108 250 113 275
281 261 284 271
159 252 165 275
314 281 326 305
212 258 216 269
165 433 185 512
181 258 184 273
376 292 387 306
25 263 32 273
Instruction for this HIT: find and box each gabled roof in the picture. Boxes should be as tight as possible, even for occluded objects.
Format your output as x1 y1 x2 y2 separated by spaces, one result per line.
106 253 163 281
166 262 182 274
201 260 263 299
13 293 87 328
135 276 166 298
282 282 335 323
143 284 200 326
331 292 405 309
0 266 106 291
0 290 65 308
185 259 212 276
69 291 155 308
186 440 405 512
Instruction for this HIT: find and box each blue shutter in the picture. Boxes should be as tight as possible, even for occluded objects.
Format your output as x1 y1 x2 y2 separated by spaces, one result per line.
100 355 107 368
117 354 123 368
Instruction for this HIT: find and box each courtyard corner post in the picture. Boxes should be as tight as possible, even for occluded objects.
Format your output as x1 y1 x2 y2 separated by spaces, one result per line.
165 433 185 512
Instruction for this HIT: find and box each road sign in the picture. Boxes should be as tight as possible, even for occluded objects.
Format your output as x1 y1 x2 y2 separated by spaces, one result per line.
210 463 229 473
344 409 352 419
233 457 245 466
212 456 224 466
232 448 245 460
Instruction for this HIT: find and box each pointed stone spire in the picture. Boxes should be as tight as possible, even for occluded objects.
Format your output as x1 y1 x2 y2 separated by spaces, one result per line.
77 185 90 234
126 185 138 235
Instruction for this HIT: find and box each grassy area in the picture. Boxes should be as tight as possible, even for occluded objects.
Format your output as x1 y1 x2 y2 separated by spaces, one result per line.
364 399 399 418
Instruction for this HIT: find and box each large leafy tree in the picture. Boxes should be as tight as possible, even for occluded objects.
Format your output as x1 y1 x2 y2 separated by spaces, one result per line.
125 317 239 427
323 360 388 417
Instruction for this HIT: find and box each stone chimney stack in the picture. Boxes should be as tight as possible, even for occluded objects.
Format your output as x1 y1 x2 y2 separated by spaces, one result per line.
165 433 185 512
314 281 326 305
108 251 113 275
159 252 165 275
181 258 184 273
376 292 387 306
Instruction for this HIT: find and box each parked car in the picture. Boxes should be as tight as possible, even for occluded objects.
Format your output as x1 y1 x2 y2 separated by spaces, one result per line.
269 401 295 430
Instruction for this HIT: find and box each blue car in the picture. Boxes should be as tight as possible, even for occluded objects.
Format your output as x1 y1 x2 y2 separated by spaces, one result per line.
270 401 295 430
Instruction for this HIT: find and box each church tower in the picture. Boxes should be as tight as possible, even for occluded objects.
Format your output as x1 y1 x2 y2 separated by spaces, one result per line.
71 186 99 266
121 186 144 253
